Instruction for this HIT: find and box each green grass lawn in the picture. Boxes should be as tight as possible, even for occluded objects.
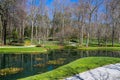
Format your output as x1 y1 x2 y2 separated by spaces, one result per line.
0 47 47 53
1 46 120 53
78 47 120 51
0 45 62 53
19 57 120 80
44 45 62 50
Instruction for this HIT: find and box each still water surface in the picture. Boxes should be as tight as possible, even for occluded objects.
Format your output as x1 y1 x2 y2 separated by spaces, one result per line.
0 50 120 80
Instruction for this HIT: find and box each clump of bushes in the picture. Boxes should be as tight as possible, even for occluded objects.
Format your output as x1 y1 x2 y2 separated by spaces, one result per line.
64 45 77 49
48 38 54 41
36 44 42 47
70 39 78 43
36 44 44 47
24 40 31 46
8 40 24 46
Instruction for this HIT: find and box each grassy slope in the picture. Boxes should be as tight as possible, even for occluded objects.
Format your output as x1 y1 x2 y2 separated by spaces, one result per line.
20 57 120 80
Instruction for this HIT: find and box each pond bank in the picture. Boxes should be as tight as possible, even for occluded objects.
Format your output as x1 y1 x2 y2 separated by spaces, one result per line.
1 46 120 53
79 47 120 51
19 57 120 80
0 45 62 53
65 63 120 80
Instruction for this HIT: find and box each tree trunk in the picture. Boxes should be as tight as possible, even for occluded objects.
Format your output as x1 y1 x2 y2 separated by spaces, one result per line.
62 15 65 43
119 36 120 43
35 26 38 40
86 14 91 47
112 22 115 47
105 34 107 47
22 21 25 41
2 20 7 45
86 32 89 47
97 29 100 46
80 25 83 46
31 21 34 44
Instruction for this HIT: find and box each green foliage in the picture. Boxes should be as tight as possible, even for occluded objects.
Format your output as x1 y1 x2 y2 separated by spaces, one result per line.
36 44 42 47
8 40 24 46
64 45 77 49
24 27 31 38
12 29 19 40
24 40 31 46
48 38 54 41
10 43 24 46
70 39 78 43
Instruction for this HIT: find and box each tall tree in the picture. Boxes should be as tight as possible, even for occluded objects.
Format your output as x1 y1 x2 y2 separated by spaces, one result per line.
0 0 26 45
86 0 103 47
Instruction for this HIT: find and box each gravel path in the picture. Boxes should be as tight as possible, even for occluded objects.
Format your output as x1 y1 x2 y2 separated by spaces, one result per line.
65 63 120 80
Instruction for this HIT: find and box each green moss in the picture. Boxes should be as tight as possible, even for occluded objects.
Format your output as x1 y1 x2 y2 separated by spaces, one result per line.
19 57 120 80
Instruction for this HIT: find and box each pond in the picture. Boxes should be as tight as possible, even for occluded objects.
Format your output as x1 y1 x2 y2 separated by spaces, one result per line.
0 50 120 80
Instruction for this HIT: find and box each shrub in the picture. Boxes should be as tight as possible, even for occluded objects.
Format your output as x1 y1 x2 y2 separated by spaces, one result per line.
12 43 24 46
48 38 54 41
64 45 77 49
8 40 24 46
24 37 30 41
12 29 19 40
36 44 42 47
24 40 31 46
70 39 78 43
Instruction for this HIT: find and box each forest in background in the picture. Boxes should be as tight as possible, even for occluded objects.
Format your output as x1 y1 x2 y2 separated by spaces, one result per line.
0 0 120 47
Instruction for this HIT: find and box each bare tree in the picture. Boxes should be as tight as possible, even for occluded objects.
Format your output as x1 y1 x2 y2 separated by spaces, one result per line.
86 0 103 47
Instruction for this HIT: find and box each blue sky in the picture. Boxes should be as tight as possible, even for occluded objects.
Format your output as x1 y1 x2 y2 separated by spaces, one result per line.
46 0 53 6
45 0 78 19
33 0 78 8
46 0 78 6
70 0 78 2
32 0 104 20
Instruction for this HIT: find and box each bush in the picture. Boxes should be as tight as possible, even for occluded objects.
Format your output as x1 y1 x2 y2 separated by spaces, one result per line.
48 38 54 41
18 39 24 43
64 45 77 49
36 44 42 47
8 40 24 46
70 39 78 43
24 37 30 41
9 43 24 46
12 29 19 40
24 40 31 46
